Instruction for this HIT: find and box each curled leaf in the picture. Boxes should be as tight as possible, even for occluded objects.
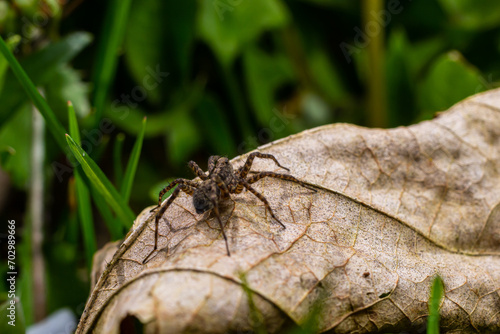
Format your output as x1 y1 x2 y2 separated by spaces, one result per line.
77 89 500 333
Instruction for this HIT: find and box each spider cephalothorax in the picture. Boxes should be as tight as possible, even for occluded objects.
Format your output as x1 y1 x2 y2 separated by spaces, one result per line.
143 153 316 263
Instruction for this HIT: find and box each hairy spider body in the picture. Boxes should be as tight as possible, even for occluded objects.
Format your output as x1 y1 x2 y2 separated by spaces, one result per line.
143 153 316 263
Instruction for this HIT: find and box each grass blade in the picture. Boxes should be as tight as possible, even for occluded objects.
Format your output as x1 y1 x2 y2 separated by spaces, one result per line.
239 273 267 334
65 134 135 228
68 101 97 270
92 0 133 124
0 35 67 150
90 185 124 240
120 117 146 203
427 275 444 334
113 133 125 186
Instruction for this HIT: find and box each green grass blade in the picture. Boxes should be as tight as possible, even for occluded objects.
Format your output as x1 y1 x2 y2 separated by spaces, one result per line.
239 273 267 334
113 133 125 186
68 101 97 270
90 185 124 240
427 275 444 334
65 134 135 228
68 101 82 143
120 117 146 203
92 0 133 124
74 173 96 269
0 35 67 150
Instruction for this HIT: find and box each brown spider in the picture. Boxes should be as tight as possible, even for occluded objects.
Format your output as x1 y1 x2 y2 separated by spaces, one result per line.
143 152 316 263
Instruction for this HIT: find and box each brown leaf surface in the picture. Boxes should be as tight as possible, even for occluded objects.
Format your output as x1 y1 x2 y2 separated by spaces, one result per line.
77 90 500 333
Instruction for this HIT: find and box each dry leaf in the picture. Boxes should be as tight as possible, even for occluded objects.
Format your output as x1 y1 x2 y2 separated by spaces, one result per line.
77 89 500 333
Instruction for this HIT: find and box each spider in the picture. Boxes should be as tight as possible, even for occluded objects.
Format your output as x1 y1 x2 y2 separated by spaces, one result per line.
143 152 316 263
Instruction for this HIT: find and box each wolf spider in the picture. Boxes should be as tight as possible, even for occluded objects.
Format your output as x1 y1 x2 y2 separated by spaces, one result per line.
143 152 316 263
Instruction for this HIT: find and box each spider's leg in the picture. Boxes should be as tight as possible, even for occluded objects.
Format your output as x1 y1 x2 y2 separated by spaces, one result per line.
152 178 199 210
246 172 317 193
207 155 222 176
238 152 290 179
188 161 208 180
212 203 230 256
214 175 230 199
240 179 286 229
143 184 195 264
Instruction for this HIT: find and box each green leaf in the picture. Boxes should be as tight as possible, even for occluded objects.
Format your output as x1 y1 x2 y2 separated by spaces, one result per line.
385 27 415 126
149 178 176 203
439 0 500 30
45 65 91 119
307 46 350 107
103 78 205 137
243 45 295 124
124 0 196 103
68 101 82 143
68 101 97 270
0 105 31 187
65 134 135 228
90 185 124 240
417 51 483 120
93 0 133 123
121 117 146 204
197 0 289 66
166 110 201 165
427 276 444 334
194 94 236 156
0 146 15 167
0 32 92 127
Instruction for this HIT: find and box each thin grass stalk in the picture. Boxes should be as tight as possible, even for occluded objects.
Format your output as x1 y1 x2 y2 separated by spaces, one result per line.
362 0 387 127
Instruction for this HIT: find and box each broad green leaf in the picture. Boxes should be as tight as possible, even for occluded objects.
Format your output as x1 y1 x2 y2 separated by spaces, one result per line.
68 102 97 270
124 0 195 103
385 27 415 126
165 110 200 165
243 45 295 124
45 65 91 119
439 0 500 30
121 117 147 204
417 51 483 120
103 79 205 137
307 46 349 107
0 32 92 127
149 178 176 203
193 94 236 156
65 134 135 228
197 0 289 66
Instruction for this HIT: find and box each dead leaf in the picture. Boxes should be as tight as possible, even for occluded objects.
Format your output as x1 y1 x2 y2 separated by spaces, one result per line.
77 89 500 333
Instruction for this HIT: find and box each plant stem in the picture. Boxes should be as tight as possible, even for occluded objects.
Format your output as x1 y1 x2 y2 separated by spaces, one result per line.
362 0 387 127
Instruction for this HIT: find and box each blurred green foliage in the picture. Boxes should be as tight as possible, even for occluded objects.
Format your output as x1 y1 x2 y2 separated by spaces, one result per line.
0 0 498 330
